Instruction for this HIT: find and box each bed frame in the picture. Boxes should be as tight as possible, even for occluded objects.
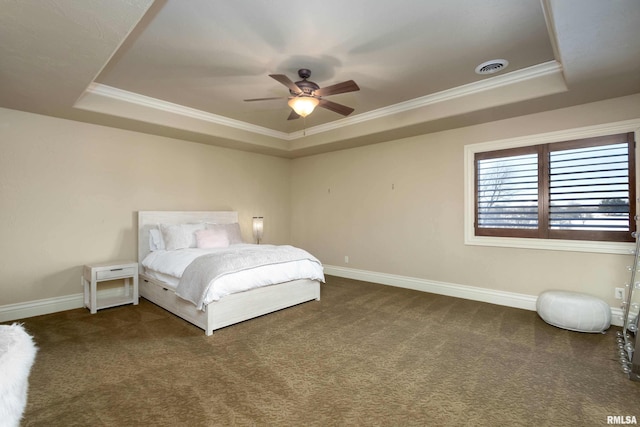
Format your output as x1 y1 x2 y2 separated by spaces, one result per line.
138 211 321 335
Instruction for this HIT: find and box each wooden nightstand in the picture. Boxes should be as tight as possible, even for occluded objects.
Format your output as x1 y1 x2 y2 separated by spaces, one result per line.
82 261 139 314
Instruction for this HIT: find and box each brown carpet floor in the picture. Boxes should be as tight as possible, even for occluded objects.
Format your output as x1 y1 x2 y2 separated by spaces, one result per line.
8 276 640 426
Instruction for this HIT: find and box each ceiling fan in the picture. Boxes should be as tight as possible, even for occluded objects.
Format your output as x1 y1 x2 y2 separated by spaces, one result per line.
244 69 360 120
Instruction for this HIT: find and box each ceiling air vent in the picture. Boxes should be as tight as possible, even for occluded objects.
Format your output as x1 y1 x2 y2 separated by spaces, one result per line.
475 59 509 75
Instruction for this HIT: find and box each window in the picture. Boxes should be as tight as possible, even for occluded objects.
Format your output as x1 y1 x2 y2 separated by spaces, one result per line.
475 133 636 242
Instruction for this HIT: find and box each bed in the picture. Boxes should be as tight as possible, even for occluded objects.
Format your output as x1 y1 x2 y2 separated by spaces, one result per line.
138 211 323 335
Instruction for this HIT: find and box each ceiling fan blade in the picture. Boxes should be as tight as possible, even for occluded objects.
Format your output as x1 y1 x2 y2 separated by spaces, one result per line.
318 98 355 116
287 110 301 120
313 80 360 97
244 97 287 102
269 74 302 94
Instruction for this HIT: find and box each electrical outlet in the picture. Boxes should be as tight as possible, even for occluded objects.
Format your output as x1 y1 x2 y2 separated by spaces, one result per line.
344 256 349 264
615 287 625 300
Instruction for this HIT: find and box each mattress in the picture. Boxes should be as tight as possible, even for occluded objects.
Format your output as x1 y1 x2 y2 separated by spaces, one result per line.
142 244 325 307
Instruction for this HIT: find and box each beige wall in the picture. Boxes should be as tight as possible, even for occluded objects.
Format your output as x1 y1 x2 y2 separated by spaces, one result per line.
0 108 291 306
290 94 640 307
2 93 640 311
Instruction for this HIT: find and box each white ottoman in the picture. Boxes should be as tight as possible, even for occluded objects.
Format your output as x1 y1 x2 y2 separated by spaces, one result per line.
536 290 611 333
0 324 38 427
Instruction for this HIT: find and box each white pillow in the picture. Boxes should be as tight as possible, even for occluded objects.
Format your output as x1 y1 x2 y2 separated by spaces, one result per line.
182 223 206 248
195 229 229 249
205 223 244 245
159 224 190 251
159 223 206 250
149 228 165 251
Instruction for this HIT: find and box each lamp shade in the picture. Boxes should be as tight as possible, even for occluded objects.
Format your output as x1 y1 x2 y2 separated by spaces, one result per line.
288 96 319 117
252 217 264 244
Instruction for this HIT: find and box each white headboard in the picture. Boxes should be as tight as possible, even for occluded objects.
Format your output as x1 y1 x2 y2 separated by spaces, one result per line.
137 211 239 270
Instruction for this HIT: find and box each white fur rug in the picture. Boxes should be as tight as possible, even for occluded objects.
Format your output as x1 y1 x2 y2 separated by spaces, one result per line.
0 324 38 427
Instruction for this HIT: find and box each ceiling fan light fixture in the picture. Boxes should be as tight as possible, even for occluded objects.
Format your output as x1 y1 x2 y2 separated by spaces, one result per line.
288 96 319 117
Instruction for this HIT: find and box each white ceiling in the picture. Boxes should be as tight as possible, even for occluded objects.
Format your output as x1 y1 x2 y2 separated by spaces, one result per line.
1 0 639 157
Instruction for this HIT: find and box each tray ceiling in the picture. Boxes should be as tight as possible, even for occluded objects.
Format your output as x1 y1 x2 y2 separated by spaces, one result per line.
1 0 639 157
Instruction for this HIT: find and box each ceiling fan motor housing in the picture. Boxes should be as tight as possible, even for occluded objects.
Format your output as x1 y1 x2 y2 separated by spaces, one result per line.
291 68 319 96
291 80 319 96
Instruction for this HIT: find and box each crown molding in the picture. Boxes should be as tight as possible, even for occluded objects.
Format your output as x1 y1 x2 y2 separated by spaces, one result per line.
540 0 563 65
83 83 290 140
295 61 563 138
81 61 563 143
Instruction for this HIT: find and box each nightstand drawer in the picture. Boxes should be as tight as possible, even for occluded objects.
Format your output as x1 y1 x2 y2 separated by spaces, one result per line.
96 267 136 280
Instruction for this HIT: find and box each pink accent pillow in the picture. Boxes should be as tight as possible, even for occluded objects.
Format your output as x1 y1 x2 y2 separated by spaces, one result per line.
195 229 229 249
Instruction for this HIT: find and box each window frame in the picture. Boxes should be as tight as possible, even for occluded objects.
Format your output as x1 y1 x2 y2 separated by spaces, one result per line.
474 133 635 242
464 120 640 254
474 144 542 239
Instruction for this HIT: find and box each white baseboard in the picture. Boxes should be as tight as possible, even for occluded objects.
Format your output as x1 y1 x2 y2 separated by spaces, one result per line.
611 307 625 327
323 265 625 327
0 294 83 323
1 268 626 328
0 289 125 323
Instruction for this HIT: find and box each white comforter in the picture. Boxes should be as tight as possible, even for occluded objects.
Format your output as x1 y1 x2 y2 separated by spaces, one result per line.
142 244 325 309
